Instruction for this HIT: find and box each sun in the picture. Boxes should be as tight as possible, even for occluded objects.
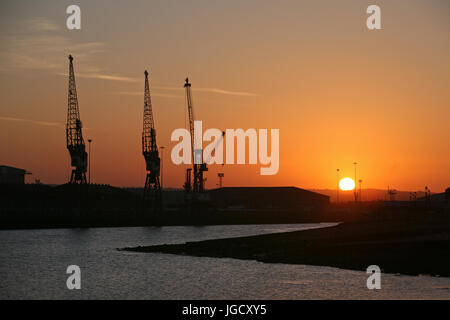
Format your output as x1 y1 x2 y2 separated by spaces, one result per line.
339 177 355 191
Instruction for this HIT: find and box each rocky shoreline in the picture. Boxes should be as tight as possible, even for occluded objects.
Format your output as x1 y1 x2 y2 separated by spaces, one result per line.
121 217 450 277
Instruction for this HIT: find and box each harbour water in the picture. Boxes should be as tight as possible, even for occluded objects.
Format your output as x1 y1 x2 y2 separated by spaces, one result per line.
1 223 449 299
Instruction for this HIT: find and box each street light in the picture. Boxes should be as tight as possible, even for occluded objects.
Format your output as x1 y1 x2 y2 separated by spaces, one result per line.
160 146 165 190
88 139 92 184
353 162 357 203
218 173 224 188
359 179 363 202
336 168 340 204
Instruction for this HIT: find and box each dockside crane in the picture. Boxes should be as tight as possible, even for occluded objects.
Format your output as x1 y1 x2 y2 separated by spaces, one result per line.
66 55 87 184
184 78 208 198
142 70 161 206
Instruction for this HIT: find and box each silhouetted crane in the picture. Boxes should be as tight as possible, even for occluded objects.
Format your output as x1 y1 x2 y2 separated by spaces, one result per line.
184 78 207 198
66 55 87 184
142 70 161 207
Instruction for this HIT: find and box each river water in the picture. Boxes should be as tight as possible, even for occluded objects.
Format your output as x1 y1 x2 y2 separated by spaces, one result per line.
1 223 449 299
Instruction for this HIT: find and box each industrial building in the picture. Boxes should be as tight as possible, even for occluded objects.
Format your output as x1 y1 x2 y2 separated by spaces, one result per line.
209 187 329 210
0 165 30 184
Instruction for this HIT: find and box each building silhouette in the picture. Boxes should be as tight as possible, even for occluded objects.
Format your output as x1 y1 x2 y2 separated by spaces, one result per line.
0 165 30 185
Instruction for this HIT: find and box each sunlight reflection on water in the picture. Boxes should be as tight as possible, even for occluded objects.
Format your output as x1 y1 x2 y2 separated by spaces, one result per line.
1 223 449 299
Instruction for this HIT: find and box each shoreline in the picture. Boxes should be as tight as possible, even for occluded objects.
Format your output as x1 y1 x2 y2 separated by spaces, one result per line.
121 217 450 277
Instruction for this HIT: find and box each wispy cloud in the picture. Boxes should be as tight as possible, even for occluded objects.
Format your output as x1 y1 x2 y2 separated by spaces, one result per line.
195 87 259 97
28 17 61 32
0 17 127 82
113 91 180 98
113 86 258 98
82 74 138 82
57 72 139 83
0 116 64 128
0 116 96 131
152 85 258 97
0 18 104 72
0 17 260 96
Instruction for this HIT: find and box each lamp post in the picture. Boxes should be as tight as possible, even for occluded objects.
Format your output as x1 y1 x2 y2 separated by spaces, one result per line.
359 179 362 202
88 139 92 184
336 168 340 204
218 173 224 188
353 162 357 203
425 186 431 204
160 146 165 190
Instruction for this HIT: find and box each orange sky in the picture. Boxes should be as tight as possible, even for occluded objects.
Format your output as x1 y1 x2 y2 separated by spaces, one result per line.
0 0 449 191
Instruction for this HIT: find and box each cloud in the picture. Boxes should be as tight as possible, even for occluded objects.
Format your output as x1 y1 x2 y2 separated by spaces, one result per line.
113 86 258 98
57 72 139 82
0 116 96 131
113 91 180 98
28 17 60 32
0 116 64 129
83 74 138 82
195 87 259 97
152 85 258 97
0 17 117 81
0 28 104 72
0 17 260 96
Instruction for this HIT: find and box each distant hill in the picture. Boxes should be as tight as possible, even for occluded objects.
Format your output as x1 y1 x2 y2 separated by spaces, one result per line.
310 188 429 202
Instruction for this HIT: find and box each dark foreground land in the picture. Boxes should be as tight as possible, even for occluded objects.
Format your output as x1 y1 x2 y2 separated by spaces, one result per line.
0 184 334 229
122 215 450 277
2 183 448 230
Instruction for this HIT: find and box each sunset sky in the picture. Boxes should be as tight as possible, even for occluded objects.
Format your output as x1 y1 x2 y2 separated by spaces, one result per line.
0 0 449 191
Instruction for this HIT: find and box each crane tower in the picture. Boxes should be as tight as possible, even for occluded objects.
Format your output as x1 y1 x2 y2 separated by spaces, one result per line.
66 55 87 184
184 78 208 197
142 70 161 206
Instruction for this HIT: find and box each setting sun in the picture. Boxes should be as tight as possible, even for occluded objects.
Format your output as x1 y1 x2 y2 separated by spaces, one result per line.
339 178 355 191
